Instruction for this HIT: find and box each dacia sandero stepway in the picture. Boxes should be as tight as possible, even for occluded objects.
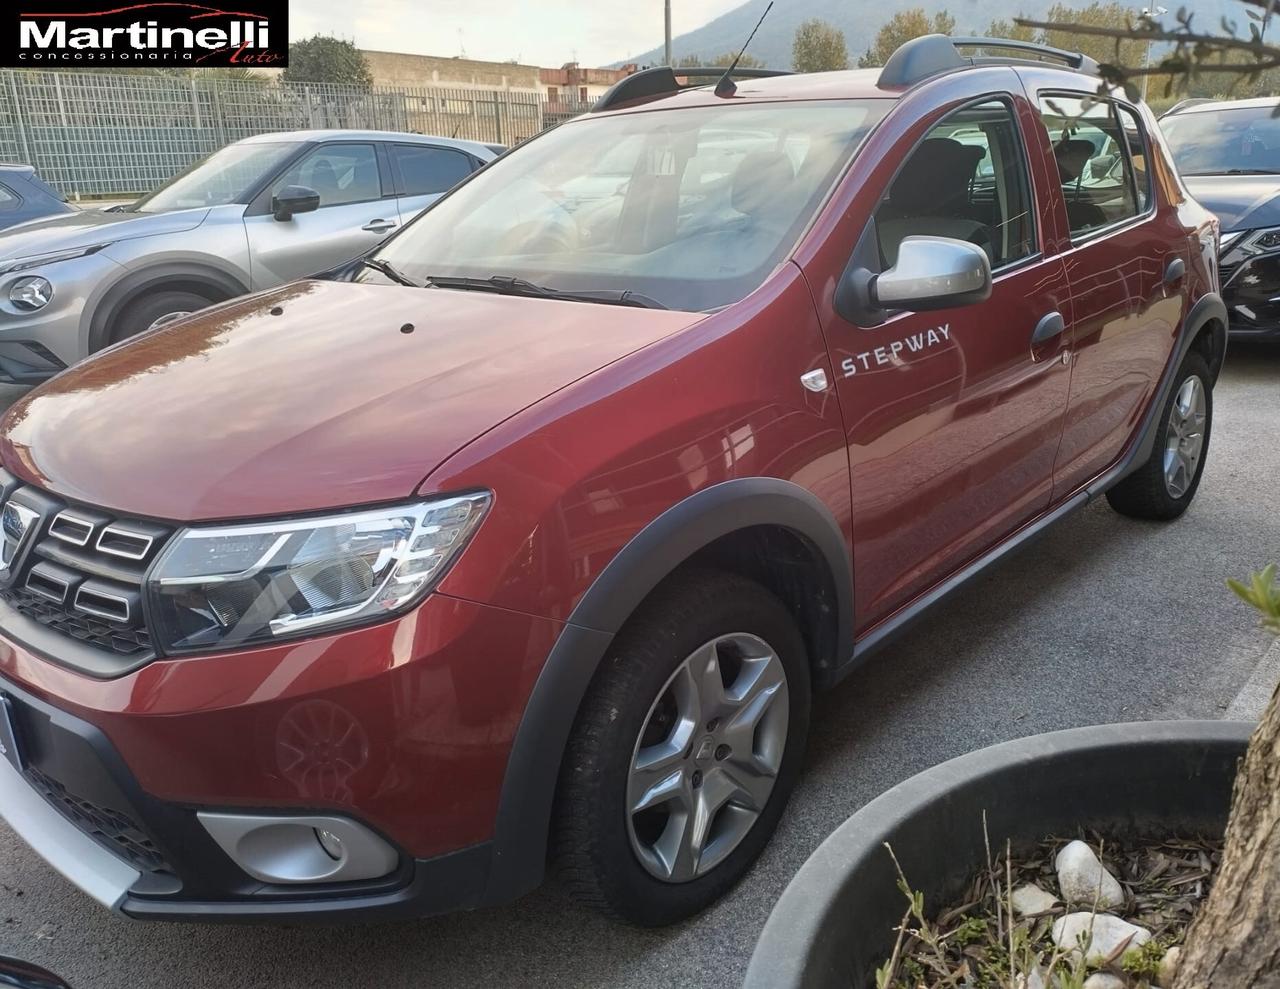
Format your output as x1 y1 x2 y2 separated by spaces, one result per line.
0 36 1225 926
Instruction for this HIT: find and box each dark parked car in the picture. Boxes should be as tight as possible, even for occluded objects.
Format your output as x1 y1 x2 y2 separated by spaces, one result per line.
0 165 74 232
1162 96 1280 340
0 36 1224 927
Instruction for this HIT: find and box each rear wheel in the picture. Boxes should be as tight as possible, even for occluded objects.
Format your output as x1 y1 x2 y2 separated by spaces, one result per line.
107 289 216 347
556 569 810 925
1106 349 1213 520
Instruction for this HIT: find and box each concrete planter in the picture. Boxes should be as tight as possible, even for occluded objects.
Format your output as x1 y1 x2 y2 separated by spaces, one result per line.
744 721 1252 989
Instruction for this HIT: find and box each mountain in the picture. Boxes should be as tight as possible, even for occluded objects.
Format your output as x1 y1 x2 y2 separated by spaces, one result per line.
611 0 1247 71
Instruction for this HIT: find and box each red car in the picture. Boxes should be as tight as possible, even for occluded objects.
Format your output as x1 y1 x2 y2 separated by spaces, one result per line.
0 36 1224 927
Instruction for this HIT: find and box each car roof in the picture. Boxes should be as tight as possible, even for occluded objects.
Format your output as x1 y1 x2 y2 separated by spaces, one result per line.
235 129 498 159
0 164 36 175
1171 95 1280 115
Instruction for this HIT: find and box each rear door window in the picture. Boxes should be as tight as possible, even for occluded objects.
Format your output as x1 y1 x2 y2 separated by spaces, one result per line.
392 144 474 196
1039 95 1144 237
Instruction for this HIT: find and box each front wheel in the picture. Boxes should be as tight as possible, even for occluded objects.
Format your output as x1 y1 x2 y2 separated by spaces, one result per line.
556 569 811 925
1106 349 1213 520
106 289 216 347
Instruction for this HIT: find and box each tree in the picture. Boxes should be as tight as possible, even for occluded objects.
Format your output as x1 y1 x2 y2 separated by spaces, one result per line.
677 52 765 68
856 9 956 68
1168 566 1280 989
1038 3 1148 73
792 19 849 73
985 16 1040 42
282 35 373 89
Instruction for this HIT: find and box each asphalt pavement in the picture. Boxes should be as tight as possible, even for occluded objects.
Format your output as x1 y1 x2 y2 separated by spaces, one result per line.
2 344 1278 989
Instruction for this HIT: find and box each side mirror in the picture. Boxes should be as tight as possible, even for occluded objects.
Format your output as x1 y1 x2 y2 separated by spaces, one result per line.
872 236 992 311
835 227 992 327
272 185 320 221
0 956 72 989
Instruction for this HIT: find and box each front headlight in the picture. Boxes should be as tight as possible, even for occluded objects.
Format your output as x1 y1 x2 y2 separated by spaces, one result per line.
9 276 52 311
148 493 490 653
0 243 111 275
1221 226 1280 265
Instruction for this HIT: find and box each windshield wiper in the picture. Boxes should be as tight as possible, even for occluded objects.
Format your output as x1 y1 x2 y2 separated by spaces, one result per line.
424 274 668 309
1184 168 1280 176
360 257 423 288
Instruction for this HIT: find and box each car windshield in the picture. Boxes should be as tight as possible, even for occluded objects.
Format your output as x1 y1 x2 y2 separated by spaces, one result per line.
132 141 300 213
1163 104 1280 175
370 99 888 312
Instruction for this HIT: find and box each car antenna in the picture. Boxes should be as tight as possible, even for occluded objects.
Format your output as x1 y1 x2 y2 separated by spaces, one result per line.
714 0 773 98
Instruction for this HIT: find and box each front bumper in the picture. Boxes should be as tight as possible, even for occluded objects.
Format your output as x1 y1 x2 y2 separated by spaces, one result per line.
0 592 563 921
1221 251 1280 339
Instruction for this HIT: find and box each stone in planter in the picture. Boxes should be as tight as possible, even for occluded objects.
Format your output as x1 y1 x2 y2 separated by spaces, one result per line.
1051 912 1151 963
1055 839 1125 909
1010 882 1058 917
1082 974 1127 989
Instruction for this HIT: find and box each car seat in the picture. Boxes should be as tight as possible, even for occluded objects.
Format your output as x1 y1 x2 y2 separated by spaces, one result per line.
876 138 992 267
1053 139 1108 232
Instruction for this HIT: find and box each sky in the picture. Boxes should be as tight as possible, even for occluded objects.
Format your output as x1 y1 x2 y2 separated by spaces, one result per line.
288 0 743 68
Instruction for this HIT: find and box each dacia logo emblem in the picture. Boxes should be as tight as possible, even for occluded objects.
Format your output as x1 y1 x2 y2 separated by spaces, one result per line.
0 501 39 584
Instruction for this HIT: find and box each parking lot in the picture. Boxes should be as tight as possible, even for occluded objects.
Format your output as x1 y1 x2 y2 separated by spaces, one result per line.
0 341 1275 988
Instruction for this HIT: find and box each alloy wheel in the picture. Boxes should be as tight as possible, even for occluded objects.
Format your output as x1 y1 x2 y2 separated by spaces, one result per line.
1163 374 1207 498
147 310 193 332
626 632 789 883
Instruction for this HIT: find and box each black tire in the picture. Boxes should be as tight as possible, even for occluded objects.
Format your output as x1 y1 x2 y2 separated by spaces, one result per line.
556 568 811 926
1106 349 1213 521
106 289 216 347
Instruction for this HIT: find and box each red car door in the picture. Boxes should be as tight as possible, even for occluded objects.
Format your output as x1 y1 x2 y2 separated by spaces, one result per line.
817 95 1075 627
1030 90 1183 496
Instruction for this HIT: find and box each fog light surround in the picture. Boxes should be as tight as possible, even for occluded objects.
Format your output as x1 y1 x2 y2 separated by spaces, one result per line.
10 276 52 312
197 812 398 885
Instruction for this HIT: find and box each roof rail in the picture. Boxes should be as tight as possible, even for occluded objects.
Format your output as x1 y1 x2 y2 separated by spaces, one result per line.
1160 98 1214 118
591 65 792 113
877 34 1099 89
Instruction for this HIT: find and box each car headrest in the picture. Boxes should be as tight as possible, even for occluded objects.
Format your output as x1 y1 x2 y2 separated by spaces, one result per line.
889 138 985 213
731 152 796 217
1053 139 1096 183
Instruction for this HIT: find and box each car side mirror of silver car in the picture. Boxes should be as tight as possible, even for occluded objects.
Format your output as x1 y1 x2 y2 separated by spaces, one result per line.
835 225 992 328
272 185 321 222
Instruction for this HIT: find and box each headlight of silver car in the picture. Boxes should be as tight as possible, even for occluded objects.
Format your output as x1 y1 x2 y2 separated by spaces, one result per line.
0 243 111 274
147 493 490 653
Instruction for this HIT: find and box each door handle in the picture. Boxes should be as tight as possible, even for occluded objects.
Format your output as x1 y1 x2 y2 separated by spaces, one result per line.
361 219 397 233
1164 257 1186 286
1031 310 1066 347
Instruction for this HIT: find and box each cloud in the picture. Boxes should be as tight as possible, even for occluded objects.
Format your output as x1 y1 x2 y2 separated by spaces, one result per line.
289 0 743 66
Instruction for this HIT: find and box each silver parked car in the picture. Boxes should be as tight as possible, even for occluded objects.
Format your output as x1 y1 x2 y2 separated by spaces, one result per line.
0 130 499 385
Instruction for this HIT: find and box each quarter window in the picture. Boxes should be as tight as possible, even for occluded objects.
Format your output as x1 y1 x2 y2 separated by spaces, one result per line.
875 99 1036 270
272 143 381 208
392 145 474 197
0 184 17 210
1038 95 1143 237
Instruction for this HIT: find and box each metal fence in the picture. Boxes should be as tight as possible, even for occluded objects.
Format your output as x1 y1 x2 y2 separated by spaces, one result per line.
0 69 594 199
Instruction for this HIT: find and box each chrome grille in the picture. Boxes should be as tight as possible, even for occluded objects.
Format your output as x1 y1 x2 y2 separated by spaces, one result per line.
0 470 171 659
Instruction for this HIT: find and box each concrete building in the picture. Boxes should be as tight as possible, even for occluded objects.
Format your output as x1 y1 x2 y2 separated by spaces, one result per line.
539 62 638 105
362 50 542 92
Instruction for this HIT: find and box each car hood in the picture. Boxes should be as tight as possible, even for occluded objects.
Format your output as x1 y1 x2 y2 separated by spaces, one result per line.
0 279 705 521
0 207 209 260
1182 174 1280 232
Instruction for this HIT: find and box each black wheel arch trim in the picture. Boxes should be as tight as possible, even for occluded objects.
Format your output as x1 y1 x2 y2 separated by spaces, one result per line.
88 262 248 353
480 477 854 906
